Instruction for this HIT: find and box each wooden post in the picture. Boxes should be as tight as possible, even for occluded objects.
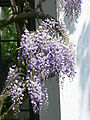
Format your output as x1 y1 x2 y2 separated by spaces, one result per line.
27 0 36 31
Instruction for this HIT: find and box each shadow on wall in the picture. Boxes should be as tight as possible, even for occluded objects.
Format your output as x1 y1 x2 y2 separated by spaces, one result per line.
77 22 90 110
64 16 76 34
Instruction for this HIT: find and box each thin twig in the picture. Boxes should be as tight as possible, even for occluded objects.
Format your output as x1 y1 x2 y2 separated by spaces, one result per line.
35 0 46 10
10 0 18 14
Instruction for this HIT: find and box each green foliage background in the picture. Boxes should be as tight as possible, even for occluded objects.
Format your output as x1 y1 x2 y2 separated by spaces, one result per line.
0 7 17 89
0 7 19 120
0 7 17 63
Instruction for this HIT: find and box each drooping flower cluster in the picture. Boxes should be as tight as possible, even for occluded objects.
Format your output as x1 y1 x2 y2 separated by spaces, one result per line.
6 65 25 114
5 18 75 114
59 0 82 21
57 0 82 33
64 0 82 21
27 77 48 113
18 18 76 113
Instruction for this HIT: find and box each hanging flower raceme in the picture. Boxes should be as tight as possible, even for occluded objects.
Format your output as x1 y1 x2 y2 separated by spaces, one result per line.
57 0 82 32
59 0 82 20
6 65 25 114
18 18 76 113
64 0 82 21
5 18 75 114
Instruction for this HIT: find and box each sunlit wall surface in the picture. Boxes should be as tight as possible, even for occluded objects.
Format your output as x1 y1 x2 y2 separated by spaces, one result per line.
59 0 90 120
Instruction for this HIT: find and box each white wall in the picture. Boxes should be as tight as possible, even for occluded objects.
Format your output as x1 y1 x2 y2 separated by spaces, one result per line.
59 0 90 120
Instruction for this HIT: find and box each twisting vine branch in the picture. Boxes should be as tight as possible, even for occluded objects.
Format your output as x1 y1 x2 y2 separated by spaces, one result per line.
0 11 55 28
10 0 23 45
0 0 55 28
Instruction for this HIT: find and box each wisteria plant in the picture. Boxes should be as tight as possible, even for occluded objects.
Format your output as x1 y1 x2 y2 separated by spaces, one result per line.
1 18 75 116
62 0 81 21
57 0 82 32
0 0 82 119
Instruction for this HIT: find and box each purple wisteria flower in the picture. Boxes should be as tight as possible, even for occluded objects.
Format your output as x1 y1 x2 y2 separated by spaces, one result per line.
57 0 82 33
60 0 82 21
19 18 76 113
6 65 25 114
6 18 76 114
